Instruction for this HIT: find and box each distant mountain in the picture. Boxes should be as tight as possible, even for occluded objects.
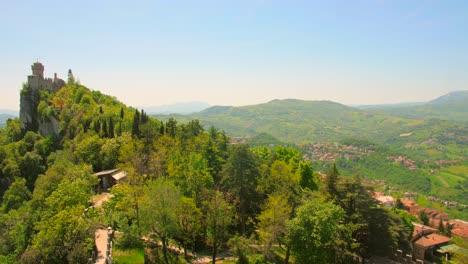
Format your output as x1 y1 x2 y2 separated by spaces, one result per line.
142 102 210 114
363 91 468 123
158 99 450 144
429 90 468 104
355 102 425 109
0 109 19 116
0 113 16 127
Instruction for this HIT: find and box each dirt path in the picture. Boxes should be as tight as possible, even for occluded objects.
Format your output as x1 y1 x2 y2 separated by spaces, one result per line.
92 193 111 208
436 175 449 187
92 194 112 264
94 229 108 264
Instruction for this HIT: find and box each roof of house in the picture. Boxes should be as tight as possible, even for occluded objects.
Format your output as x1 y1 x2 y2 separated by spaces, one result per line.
450 219 468 237
414 233 451 248
401 199 418 212
451 228 468 238
376 196 394 204
412 223 437 240
112 171 127 181
94 169 120 177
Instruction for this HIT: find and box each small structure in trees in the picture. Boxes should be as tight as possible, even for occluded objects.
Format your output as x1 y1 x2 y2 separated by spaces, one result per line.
94 169 127 192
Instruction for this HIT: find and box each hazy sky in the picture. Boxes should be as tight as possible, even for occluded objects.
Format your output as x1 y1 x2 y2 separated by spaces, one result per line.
1 0 467 110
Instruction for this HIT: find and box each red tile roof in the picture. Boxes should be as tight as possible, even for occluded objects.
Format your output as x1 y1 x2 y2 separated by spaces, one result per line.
451 228 468 238
412 223 437 240
414 233 451 248
450 220 468 238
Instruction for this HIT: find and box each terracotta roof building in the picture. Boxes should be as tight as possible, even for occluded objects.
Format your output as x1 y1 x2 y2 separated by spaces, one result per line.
413 233 451 262
412 223 437 241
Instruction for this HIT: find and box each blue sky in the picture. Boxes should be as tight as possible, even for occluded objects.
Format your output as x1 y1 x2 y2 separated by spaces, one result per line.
1 0 467 110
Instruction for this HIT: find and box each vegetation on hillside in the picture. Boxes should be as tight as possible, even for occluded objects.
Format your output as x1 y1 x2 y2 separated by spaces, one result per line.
0 82 420 263
364 90 468 123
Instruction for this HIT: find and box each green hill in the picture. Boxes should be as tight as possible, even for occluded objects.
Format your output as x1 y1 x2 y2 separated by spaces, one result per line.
156 98 468 207
156 99 467 163
364 91 468 123
174 99 422 143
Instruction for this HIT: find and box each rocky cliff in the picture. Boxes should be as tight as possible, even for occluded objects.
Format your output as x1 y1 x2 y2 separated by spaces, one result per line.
20 84 61 137
19 86 40 132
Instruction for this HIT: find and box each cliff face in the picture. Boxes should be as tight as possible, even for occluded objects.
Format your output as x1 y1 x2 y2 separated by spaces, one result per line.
20 86 60 137
20 86 40 132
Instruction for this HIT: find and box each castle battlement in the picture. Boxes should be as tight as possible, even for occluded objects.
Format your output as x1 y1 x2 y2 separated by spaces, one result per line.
27 62 65 93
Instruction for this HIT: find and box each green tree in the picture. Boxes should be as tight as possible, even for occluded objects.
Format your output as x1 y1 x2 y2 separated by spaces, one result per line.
419 211 430 226
221 144 261 235
204 190 233 264
297 161 317 191
108 117 115 138
324 163 339 200
1 177 31 213
74 134 103 171
176 197 203 260
257 193 291 259
140 179 181 264
165 117 178 138
395 198 405 210
67 69 75 84
132 109 140 138
438 219 445 234
29 206 94 264
287 198 347 264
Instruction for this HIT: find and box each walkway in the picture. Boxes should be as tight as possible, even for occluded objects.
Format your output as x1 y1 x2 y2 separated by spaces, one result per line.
92 193 112 264
94 229 108 264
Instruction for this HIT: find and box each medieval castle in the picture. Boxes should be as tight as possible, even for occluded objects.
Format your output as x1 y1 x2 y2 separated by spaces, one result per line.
27 61 66 92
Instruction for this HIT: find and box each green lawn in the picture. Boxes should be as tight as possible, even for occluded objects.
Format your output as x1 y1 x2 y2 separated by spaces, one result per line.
113 247 145 264
438 171 465 187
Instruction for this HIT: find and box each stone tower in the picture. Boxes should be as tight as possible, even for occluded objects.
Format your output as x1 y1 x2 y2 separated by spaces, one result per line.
31 61 44 78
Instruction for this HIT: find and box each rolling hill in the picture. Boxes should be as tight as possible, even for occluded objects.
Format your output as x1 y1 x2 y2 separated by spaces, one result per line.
157 99 466 150
363 91 468 123
155 98 468 208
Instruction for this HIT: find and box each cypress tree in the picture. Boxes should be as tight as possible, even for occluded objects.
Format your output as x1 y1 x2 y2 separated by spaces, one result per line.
159 123 165 135
132 109 140 138
324 163 339 200
438 220 445 235
94 120 101 134
117 122 122 136
108 118 115 138
445 221 452 237
102 119 108 138
120 107 124 119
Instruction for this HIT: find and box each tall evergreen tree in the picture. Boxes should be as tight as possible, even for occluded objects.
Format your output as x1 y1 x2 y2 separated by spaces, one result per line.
102 119 108 138
324 163 339 200
132 109 140 138
159 123 165 135
166 118 177 138
67 69 75 84
108 118 115 138
221 144 260 235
